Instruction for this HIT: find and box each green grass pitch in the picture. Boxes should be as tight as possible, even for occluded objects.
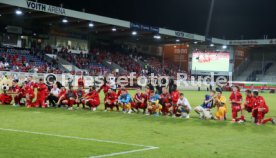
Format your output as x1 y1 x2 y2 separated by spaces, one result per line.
0 90 275 158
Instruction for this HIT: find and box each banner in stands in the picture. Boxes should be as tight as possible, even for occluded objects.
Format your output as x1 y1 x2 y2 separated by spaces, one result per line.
228 39 276 45
163 44 189 72
175 31 195 39
1 71 276 91
130 23 159 33
26 0 66 16
0 71 94 88
231 81 276 91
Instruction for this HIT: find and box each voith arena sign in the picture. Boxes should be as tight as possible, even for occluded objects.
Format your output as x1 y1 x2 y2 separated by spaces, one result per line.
26 1 66 16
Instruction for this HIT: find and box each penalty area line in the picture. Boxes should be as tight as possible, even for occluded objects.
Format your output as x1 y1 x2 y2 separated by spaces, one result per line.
0 127 159 158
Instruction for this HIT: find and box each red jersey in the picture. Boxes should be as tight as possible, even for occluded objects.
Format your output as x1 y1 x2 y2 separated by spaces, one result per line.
245 95 256 108
99 85 110 94
87 90 100 103
171 90 180 104
0 93 12 104
254 96 269 112
27 81 35 89
229 92 243 106
25 86 34 97
18 87 25 97
147 91 151 100
134 93 147 103
160 93 171 103
58 89 67 98
36 83 48 95
78 78 85 87
12 85 20 93
105 92 117 103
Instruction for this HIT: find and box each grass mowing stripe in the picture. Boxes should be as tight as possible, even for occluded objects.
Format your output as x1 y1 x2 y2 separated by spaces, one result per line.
0 127 159 158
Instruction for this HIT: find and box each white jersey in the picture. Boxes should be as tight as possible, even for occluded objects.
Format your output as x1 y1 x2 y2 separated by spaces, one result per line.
177 98 192 110
50 88 60 96
109 79 117 90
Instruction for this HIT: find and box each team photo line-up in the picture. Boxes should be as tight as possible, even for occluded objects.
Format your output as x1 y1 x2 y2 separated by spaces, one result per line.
0 75 274 126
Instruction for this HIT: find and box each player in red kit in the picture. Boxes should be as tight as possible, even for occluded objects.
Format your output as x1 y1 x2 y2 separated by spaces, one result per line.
131 88 147 114
98 81 110 96
78 76 85 88
34 79 48 108
26 76 35 89
11 80 20 93
25 84 35 108
159 87 171 115
229 86 243 122
0 89 12 105
104 88 118 112
144 88 150 100
13 82 26 106
235 89 256 122
170 86 180 116
57 86 67 107
83 86 100 111
252 91 275 125
62 86 77 110
244 90 256 113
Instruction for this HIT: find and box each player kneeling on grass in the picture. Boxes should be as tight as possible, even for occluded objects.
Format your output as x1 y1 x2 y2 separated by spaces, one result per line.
159 87 172 116
57 86 67 107
131 88 148 114
0 89 12 105
75 86 85 109
147 91 162 116
104 88 118 112
83 86 100 111
13 82 27 107
229 86 243 123
235 89 256 122
48 83 60 107
252 91 275 125
194 90 216 119
118 89 132 114
11 80 22 106
34 79 48 108
213 90 227 121
25 83 35 108
62 86 77 110
175 93 192 118
170 87 180 116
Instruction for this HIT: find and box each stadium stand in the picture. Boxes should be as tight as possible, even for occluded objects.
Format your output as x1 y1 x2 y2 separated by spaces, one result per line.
235 48 276 81
55 46 184 76
0 47 61 74
56 48 110 75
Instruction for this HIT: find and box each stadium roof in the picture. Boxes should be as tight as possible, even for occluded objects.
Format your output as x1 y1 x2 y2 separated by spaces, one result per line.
0 0 276 46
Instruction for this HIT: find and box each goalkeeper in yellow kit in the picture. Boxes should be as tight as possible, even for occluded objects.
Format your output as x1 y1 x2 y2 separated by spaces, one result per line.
214 90 227 120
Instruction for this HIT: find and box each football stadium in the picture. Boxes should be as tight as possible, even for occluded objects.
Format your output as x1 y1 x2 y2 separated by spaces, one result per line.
0 0 276 158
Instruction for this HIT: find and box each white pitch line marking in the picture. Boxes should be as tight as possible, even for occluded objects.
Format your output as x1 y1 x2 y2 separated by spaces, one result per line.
0 128 159 158
89 146 159 158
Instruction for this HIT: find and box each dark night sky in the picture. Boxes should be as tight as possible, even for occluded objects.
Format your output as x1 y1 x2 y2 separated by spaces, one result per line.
39 0 276 40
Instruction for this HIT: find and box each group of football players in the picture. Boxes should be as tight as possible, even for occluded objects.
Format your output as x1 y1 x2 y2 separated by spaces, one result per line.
194 86 275 125
0 76 274 125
